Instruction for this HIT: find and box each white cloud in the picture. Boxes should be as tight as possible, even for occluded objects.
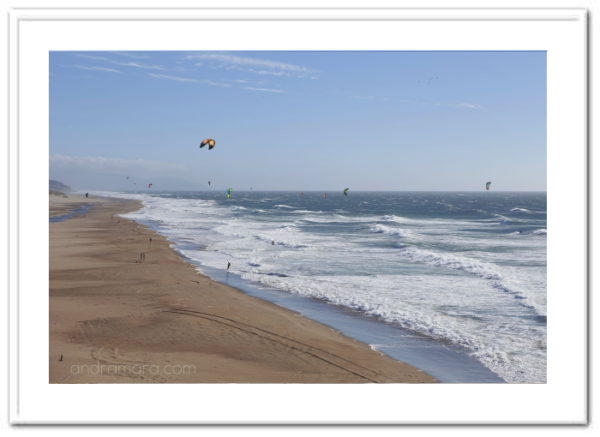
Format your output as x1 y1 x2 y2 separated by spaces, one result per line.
201 79 231 88
184 53 318 78
50 154 186 175
228 78 266 85
431 101 485 110
148 73 198 83
113 61 166 71
148 73 230 87
70 54 167 73
458 102 484 110
74 54 111 61
244 86 285 93
110 52 151 59
73 65 121 73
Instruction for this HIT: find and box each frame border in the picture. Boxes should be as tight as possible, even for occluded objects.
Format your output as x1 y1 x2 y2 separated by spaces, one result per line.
6 5 589 426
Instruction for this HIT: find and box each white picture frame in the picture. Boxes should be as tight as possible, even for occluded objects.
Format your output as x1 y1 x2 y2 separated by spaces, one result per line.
6 1 589 426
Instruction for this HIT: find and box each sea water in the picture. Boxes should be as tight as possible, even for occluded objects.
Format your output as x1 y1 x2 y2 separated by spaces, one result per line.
105 190 546 383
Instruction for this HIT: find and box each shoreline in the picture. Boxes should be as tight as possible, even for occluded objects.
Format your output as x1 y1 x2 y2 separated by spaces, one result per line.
180 263 505 383
50 194 436 383
119 192 506 383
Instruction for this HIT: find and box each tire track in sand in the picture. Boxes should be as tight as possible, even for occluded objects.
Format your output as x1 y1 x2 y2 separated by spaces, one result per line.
163 307 391 383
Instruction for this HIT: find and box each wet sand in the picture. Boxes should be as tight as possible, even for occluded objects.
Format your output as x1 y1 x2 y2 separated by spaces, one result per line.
49 194 436 383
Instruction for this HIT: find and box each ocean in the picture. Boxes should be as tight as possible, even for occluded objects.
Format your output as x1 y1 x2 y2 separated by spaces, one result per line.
105 190 546 383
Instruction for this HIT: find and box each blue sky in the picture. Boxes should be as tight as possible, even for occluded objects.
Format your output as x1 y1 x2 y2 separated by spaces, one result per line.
50 51 546 191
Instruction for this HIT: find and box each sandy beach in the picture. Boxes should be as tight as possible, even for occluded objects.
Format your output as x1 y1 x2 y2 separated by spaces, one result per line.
49 193 435 383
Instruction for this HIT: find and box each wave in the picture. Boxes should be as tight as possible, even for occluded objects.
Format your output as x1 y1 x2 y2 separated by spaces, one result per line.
370 224 405 236
395 246 544 315
509 228 546 236
380 214 478 227
238 272 546 383
291 209 324 214
397 247 502 280
369 224 414 238
493 214 513 223
301 215 371 224
380 214 410 223
510 207 546 215
211 222 308 249
492 214 530 224
253 234 307 249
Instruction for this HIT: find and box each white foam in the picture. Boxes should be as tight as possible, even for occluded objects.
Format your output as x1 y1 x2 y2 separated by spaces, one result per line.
369 344 384 352
380 214 411 223
493 214 514 223
380 214 478 227
239 272 546 383
291 209 324 214
369 224 416 239
301 215 370 224
396 247 502 280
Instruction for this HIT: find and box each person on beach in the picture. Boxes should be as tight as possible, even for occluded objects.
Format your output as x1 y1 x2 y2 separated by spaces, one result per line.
227 261 231 271
85 193 88 198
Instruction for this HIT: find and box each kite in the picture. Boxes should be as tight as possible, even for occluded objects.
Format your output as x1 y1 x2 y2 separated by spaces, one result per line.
485 181 492 191
343 188 349 196
200 139 216 150
148 183 153 189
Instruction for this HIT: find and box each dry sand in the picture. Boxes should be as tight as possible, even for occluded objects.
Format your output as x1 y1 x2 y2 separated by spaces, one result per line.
49 194 435 383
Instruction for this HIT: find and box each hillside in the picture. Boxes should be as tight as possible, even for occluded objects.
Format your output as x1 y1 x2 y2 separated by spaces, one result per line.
49 179 73 193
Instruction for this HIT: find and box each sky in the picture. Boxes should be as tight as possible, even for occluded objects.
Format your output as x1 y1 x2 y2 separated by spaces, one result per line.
50 51 546 191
